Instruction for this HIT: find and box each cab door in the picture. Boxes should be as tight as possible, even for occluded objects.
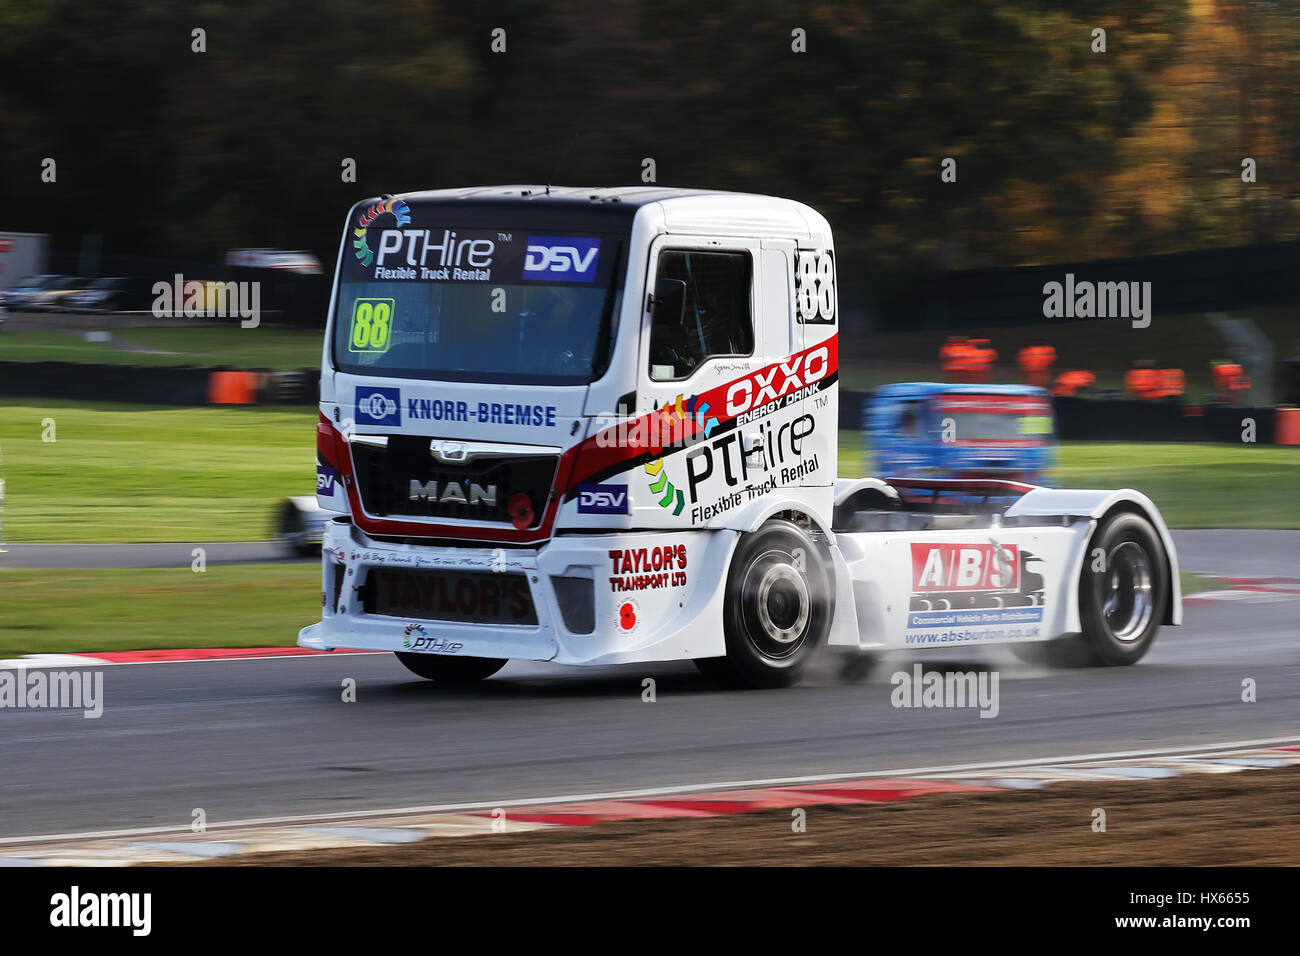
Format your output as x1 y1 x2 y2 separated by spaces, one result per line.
634 235 767 527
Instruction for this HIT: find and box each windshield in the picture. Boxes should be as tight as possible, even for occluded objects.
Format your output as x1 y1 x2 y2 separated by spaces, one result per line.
936 397 1054 443
333 216 626 385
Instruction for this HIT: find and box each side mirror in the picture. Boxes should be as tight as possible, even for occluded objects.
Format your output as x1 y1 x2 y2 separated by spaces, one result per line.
651 277 687 330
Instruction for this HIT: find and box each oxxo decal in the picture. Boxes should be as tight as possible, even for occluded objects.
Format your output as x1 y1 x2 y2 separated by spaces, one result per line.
911 543 1020 592
726 345 831 418
578 483 629 515
521 236 601 282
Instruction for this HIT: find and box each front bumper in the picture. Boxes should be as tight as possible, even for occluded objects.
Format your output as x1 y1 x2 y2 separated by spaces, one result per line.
298 518 736 665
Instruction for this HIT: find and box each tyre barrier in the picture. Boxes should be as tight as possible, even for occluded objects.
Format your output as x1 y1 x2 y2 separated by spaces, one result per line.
0 362 319 406
1276 406 1300 446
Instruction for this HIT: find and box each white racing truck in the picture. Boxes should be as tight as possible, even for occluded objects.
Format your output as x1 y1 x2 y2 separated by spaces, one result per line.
300 186 1181 687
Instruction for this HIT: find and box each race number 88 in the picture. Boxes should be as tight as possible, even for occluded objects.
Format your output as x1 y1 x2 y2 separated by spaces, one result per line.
349 298 395 353
796 252 835 322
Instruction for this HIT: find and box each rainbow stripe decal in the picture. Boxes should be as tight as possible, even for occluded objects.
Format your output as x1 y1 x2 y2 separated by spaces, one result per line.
352 199 412 266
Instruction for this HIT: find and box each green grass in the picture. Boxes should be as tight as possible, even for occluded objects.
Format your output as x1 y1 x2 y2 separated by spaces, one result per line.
1054 442 1300 528
0 400 316 543
0 326 323 369
838 431 1300 528
0 402 1294 545
1179 572 1229 597
0 564 319 656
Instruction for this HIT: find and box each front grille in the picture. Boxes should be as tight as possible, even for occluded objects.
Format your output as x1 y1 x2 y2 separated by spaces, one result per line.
350 436 558 527
359 568 538 625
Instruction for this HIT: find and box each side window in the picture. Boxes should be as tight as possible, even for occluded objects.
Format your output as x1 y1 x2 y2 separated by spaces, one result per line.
649 249 753 381
899 400 921 438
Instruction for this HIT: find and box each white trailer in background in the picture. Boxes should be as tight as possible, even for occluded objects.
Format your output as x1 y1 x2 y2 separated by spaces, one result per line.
0 232 50 291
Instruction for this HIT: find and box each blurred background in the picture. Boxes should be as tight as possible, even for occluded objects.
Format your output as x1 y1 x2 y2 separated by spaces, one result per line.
4 2 1300 389
1 0 1298 655
1 4 1299 869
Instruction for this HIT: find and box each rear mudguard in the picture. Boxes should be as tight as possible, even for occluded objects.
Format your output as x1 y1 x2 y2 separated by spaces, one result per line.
823 484 1181 650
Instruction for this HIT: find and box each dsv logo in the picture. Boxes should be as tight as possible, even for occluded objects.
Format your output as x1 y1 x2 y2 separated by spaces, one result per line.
521 236 601 283
576 482 628 515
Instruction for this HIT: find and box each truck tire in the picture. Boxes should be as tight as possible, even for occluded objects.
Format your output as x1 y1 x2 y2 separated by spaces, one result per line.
1078 511 1167 665
277 501 316 557
705 518 831 688
395 653 507 682
1014 510 1167 667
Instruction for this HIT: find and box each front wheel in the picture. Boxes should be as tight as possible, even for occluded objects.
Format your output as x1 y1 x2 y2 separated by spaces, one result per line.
395 653 506 682
706 519 831 688
277 501 316 557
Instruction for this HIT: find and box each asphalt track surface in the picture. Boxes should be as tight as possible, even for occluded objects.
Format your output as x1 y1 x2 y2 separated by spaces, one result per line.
0 531 1296 839
0 541 295 569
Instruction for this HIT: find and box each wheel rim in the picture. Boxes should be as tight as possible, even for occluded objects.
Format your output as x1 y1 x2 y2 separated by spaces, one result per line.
1102 540 1154 641
741 550 810 659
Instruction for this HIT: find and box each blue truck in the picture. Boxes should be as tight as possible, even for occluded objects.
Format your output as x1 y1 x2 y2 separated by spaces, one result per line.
864 382 1058 486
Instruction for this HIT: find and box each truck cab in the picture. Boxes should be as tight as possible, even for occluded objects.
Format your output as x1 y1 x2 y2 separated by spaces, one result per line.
867 382 1058 486
301 186 1179 687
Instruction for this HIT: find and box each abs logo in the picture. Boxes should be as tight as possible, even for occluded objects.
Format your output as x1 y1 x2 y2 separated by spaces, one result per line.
911 542 1020 592
577 483 629 515
521 236 601 282
355 386 401 426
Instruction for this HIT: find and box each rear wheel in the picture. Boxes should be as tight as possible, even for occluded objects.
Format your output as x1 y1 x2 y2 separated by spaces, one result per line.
395 653 506 682
1014 511 1167 667
1078 511 1167 665
701 519 831 688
